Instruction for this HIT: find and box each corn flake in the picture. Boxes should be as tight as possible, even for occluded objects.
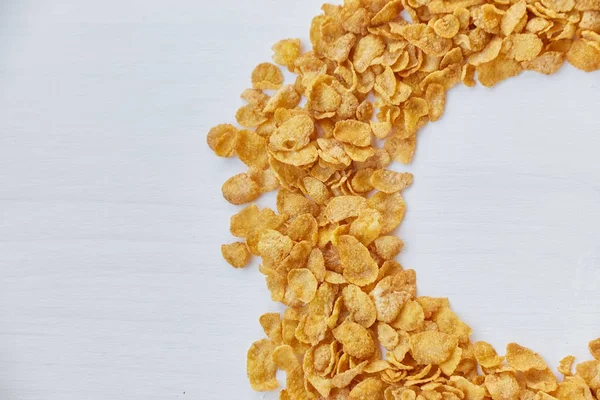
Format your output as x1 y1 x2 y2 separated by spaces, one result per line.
247 339 279 391
336 234 379 286
333 321 376 359
207 124 237 157
272 39 302 71
221 242 251 268
222 173 261 205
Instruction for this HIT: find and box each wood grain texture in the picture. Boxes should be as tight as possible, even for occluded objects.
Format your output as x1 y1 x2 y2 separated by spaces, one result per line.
0 1 598 399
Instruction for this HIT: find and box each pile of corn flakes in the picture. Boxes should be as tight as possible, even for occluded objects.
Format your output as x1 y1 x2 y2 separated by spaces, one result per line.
207 0 600 398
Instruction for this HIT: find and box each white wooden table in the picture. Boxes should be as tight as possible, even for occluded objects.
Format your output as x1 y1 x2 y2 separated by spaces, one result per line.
0 1 598 399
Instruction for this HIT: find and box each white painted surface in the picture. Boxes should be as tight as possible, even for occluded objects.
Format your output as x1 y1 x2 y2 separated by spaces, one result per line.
0 1 598 399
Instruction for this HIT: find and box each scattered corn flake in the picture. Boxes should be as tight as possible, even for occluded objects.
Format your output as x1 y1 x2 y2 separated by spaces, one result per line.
542 0 575 12
398 24 453 57
259 312 283 344
343 143 376 162
477 54 523 87
272 39 302 71
558 355 576 376
333 321 376 360
241 88 270 109
434 14 461 39
522 51 565 75
333 120 372 147
326 33 357 63
410 331 458 365
325 195 368 222
236 104 268 128
372 235 405 260
342 284 377 328
567 39 600 71
222 173 261 205
425 83 446 122
368 191 406 234
336 234 379 286
505 33 544 61
370 169 414 193
502 0 527 36
287 269 318 304
469 36 503 65
474 341 504 368
524 367 558 392
277 189 319 218
207 124 237 157
235 130 269 170
589 338 600 360
391 299 425 331
251 62 284 90
484 372 520 400
247 338 279 391
353 34 386 73
506 342 548 371
221 242 251 268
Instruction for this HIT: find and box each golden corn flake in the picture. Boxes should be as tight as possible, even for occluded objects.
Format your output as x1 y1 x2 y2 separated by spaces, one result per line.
333 120 372 147
271 142 319 166
474 341 504 368
368 191 406 234
349 377 386 399
236 104 268 127
567 39 600 72
342 284 377 328
343 143 376 162
505 342 548 371
477 54 522 87
272 39 302 71
522 51 565 75
258 229 294 266
277 189 319 218
336 234 379 287
353 34 386 73
558 355 576 376
385 134 417 164
469 36 503 65
207 124 237 157
484 372 520 400
370 169 414 194
391 299 425 331
333 321 376 360
345 205 379 241
397 24 453 57
247 339 279 391
461 63 477 87
524 367 558 392
590 338 600 360
235 130 268 170
356 100 374 122
259 312 283 344
269 114 314 152
372 235 405 260
251 62 284 90
240 88 270 109
287 269 318 304
325 195 368 222
434 14 461 39
263 85 301 113
410 331 458 365
222 173 261 205
221 242 251 268
501 0 527 36
505 33 544 61
326 33 357 63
